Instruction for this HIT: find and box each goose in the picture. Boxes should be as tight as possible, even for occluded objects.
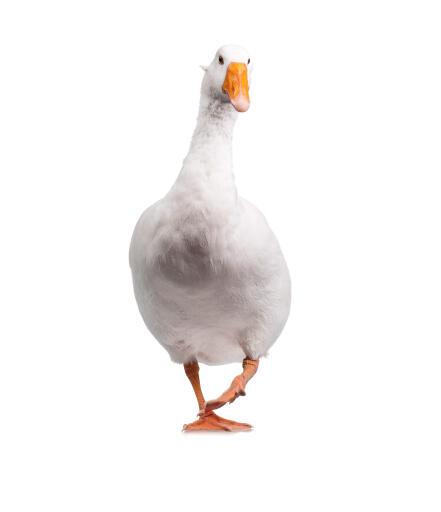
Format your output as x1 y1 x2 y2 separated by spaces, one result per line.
129 44 291 431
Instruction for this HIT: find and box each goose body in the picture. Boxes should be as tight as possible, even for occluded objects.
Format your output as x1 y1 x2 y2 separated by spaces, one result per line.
130 45 291 430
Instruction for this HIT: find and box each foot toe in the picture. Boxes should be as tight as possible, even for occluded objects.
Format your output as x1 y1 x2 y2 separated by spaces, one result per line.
183 412 252 432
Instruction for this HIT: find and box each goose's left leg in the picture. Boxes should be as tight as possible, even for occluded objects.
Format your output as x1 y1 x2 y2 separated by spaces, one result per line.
200 358 259 415
182 361 252 432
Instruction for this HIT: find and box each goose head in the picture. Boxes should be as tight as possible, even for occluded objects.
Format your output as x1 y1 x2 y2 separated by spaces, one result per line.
201 44 252 113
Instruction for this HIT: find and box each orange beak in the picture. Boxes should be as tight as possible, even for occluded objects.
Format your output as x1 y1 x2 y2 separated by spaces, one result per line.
222 62 250 112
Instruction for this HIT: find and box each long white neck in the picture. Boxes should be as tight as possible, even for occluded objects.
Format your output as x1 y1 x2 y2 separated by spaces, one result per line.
173 93 239 207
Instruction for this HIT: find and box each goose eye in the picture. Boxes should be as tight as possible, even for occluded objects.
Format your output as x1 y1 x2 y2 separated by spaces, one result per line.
218 55 224 65
248 58 250 64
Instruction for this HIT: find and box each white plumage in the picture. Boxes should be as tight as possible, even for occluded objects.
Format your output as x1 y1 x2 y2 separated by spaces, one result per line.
130 45 291 367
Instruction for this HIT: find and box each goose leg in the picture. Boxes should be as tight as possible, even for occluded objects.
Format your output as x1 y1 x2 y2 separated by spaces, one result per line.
183 360 206 411
199 358 259 415
182 361 252 432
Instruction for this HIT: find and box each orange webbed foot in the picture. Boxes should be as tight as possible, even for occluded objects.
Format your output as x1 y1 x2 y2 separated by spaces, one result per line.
183 411 252 432
199 375 247 415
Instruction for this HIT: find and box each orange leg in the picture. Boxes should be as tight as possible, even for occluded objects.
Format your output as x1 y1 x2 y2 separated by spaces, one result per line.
182 361 253 432
200 358 259 415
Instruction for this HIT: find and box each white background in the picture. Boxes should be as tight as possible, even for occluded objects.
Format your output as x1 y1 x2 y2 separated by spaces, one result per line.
1 0 440 510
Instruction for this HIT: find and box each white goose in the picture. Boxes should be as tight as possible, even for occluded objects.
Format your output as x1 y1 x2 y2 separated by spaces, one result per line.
130 44 291 431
